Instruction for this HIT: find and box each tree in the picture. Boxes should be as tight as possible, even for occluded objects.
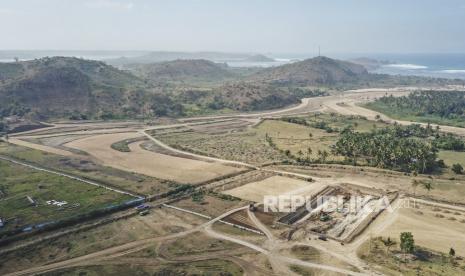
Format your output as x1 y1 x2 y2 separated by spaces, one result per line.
307 147 312 158
400 232 415 254
411 179 419 196
422 181 433 196
452 163 463 174
191 191 204 203
321 150 329 162
382 237 396 254
317 150 329 162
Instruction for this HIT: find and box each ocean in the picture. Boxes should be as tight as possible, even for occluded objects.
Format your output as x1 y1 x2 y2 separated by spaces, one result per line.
368 53 465 80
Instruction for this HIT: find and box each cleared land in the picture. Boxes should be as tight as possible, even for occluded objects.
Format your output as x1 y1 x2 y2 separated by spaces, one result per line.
65 132 243 184
223 175 326 203
381 201 465 256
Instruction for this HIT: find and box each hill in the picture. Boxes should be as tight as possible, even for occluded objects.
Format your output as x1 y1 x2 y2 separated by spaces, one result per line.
129 59 234 84
244 54 275 62
106 51 252 66
248 56 369 86
0 57 183 119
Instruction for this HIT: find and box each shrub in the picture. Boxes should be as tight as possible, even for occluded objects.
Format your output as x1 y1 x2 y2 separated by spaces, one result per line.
452 163 463 174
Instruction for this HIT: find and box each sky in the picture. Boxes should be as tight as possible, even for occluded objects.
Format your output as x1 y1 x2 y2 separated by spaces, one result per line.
1 0 465 54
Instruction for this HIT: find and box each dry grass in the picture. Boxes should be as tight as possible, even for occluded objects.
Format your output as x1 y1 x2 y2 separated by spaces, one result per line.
382 204 465 256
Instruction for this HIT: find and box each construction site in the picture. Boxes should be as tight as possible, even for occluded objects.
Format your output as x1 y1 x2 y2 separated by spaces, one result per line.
2 88 465 275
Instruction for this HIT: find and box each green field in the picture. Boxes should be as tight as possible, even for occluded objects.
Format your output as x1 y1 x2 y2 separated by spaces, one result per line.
0 142 177 195
0 159 132 234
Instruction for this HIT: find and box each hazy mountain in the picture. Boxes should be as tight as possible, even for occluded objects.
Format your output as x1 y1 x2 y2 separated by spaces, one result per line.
128 59 235 84
106 51 275 66
247 56 369 85
243 54 275 62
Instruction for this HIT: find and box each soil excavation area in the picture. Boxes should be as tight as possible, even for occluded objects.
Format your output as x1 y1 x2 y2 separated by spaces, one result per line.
65 132 243 184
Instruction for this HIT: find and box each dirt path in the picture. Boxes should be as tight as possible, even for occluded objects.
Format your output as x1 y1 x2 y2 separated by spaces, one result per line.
204 224 366 276
64 132 242 184
5 205 249 276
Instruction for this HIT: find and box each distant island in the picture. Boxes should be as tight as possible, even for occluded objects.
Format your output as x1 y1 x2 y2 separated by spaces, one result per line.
244 54 275 62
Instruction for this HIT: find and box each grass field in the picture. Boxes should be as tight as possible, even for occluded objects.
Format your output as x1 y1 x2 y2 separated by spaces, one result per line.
154 124 289 165
438 150 465 167
0 142 178 195
40 259 244 276
0 159 132 233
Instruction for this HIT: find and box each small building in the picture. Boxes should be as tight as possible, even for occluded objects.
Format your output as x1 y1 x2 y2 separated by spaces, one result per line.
0 218 4 228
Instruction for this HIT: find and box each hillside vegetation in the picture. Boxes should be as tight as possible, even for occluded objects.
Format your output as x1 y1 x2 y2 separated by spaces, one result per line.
248 56 369 86
0 57 183 119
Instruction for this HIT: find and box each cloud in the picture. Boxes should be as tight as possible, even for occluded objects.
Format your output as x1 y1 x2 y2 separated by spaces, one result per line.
85 0 134 11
